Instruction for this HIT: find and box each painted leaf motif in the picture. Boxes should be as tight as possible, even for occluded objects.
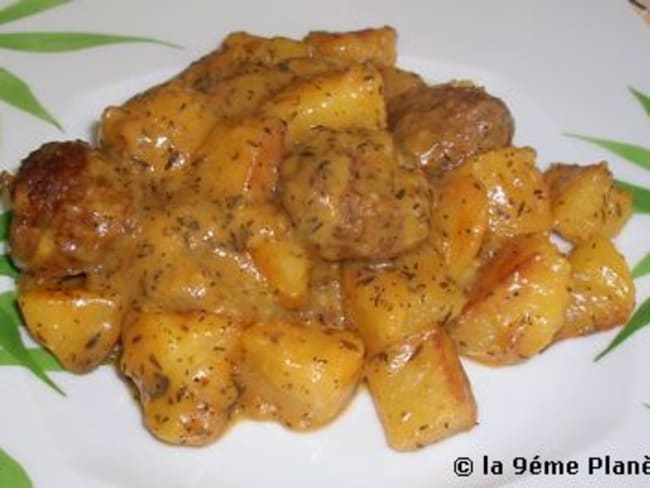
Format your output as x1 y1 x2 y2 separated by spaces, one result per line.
0 255 19 278
0 448 32 488
0 291 64 394
595 297 650 361
0 346 62 370
567 133 650 171
632 252 650 279
0 0 70 26
0 68 61 129
0 211 10 241
615 180 650 213
0 32 180 52
629 86 650 117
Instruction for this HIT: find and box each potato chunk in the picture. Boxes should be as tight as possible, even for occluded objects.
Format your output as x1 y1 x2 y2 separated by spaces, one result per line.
261 63 386 142
459 147 553 242
100 80 219 179
248 237 311 309
544 162 633 243
121 312 241 445
192 116 286 203
431 170 489 284
366 327 477 451
237 321 364 430
555 237 635 340
304 26 397 65
18 286 123 373
377 65 425 103
341 242 465 354
449 234 571 365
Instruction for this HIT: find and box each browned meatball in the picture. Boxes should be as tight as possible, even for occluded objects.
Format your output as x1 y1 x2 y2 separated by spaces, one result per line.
280 127 431 261
9 141 135 276
389 83 514 177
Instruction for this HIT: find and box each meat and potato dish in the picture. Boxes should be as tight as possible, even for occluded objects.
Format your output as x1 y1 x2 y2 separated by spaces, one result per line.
4 26 635 451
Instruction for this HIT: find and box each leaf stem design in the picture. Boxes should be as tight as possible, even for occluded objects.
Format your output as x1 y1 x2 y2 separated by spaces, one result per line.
0 255 19 278
0 67 61 130
0 32 181 52
632 252 650 279
629 86 650 117
566 133 650 171
0 346 62 370
0 291 64 394
0 448 32 488
0 211 10 240
595 297 650 361
614 179 650 213
0 0 71 27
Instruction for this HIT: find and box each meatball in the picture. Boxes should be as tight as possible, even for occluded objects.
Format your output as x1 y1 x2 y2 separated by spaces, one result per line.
389 83 514 177
280 127 431 261
9 141 134 276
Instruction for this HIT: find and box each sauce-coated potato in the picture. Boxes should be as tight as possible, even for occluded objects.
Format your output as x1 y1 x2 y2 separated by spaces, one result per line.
341 242 465 354
458 146 553 243
449 234 571 365
545 162 633 243
237 321 364 430
19 286 123 373
556 237 635 340
366 326 476 451
121 312 241 445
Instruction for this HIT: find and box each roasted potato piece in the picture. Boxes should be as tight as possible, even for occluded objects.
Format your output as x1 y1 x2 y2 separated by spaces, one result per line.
237 321 364 430
221 32 310 65
180 32 310 91
556 237 635 340
544 162 633 243
18 286 123 373
449 234 571 365
304 26 397 65
458 146 553 242
131 197 291 320
366 327 477 451
432 170 489 284
192 116 286 203
298 259 346 328
341 242 465 354
261 63 386 142
121 312 241 445
99 79 219 179
389 83 514 176
9 141 134 276
378 65 426 104
280 127 430 260
248 237 311 309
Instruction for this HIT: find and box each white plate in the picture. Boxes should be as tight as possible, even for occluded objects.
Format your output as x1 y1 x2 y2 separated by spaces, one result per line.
1 1 649 487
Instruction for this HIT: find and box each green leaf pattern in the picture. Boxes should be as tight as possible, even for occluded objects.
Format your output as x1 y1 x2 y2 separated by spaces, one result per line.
0 448 32 488
566 133 650 171
0 291 64 395
632 252 650 279
0 0 71 27
629 86 650 117
595 297 650 361
572 88 650 369
0 2 180 482
0 0 178 131
0 0 647 483
614 179 650 213
0 67 61 129
0 32 180 52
